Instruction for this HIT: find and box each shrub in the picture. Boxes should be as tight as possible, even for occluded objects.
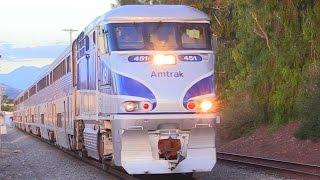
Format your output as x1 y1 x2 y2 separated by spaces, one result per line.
221 92 263 139
295 62 320 139
295 117 320 140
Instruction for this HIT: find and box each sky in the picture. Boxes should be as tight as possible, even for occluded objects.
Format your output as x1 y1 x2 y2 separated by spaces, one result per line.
0 0 115 74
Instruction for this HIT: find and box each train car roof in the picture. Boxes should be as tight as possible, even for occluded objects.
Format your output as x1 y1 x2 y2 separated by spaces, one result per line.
100 5 210 23
81 5 210 34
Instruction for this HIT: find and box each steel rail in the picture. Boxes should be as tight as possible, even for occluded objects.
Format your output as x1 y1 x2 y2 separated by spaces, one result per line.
217 151 320 177
18 129 137 180
16 128 197 180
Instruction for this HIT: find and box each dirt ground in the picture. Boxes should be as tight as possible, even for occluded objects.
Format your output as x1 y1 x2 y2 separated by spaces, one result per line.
217 122 320 166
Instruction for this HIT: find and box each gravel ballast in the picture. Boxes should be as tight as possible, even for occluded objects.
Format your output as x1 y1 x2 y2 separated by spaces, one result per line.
0 127 117 180
1 127 286 180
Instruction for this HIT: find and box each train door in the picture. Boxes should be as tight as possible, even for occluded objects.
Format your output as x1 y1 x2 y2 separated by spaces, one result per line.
49 103 54 129
66 95 74 149
40 104 49 140
37 106 40 125
63 99 69 148
48 102 56 142
55 99 69 149
36 106 41 136
98 26 112 114
66 97 70 132
89 31 97 91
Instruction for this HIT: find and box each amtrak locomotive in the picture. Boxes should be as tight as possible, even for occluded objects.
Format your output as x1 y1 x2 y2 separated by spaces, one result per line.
13 5 219 174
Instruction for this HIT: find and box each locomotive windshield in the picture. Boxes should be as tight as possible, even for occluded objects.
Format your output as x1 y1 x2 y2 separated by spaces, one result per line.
106 23 212 51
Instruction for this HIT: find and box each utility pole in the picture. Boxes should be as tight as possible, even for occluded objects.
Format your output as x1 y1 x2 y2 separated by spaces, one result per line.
0 86 4 112
62 29 78 45
0 85 6 153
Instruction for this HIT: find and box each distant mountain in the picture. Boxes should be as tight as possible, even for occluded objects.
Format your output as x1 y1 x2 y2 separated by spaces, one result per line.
0 42 68 59
0 65 49 90
0 83 22 99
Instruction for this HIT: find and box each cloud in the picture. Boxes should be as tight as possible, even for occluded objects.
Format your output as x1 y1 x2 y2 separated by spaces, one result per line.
0 0 114 46
0 42 68 59
0 0 116 74
0 42 67 73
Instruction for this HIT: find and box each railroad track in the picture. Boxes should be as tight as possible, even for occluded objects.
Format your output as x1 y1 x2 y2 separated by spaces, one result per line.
217 152 320 178
18 129 137 180
18 129 196 180
57 146 137 180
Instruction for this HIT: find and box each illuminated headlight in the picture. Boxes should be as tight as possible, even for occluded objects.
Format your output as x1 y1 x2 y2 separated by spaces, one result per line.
200 100 213 112
186 100 214 112
153 54 176 65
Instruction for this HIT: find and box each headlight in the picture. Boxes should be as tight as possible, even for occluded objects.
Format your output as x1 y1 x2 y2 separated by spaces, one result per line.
186 100 214 113
153 54 176 65
123 101 138 112
123 101 153 112
200 100 213 112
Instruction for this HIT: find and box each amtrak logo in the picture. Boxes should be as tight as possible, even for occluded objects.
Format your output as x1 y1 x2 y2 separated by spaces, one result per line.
151 71 184 78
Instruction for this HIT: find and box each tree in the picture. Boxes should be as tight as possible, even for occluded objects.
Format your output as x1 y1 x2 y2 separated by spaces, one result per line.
112 0 320 139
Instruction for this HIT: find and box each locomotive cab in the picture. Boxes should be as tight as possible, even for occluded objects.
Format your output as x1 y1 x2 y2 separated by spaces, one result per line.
95 5 220 174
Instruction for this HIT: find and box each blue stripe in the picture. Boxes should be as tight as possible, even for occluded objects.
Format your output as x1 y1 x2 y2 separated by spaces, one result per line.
114 74 157 109
183 75 214 108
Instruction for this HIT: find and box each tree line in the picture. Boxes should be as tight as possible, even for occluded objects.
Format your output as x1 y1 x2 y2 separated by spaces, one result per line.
113 0 320 139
